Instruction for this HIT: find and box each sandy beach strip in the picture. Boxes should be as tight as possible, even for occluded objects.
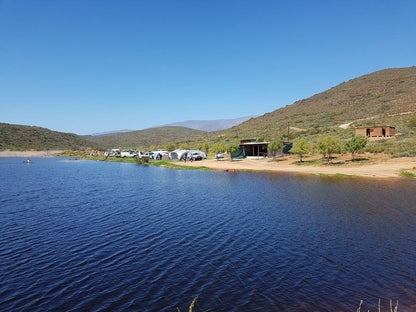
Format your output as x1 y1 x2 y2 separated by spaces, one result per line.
179 154 416 178
0 150 64 157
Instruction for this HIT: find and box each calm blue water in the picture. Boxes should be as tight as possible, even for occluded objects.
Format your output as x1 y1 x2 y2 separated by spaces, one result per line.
1 157 415 312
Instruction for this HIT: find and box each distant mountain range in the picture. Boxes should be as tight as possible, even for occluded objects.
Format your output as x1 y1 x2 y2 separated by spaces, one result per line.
88 116 257 137
83 126 206 149
90 129 133 137
162 116 258 132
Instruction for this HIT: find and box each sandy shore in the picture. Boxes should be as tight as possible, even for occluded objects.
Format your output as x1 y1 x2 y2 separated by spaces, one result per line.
0 150 64 157
181 154 416 178
1 150 415 178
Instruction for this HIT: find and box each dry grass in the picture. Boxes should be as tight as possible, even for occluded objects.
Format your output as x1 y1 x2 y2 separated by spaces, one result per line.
356 299 398 312
177 297 198 312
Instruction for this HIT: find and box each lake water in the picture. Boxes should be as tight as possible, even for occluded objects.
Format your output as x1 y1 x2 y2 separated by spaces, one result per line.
1 157 415 312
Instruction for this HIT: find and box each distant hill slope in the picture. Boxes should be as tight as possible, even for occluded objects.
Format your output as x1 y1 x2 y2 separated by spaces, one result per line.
212 67 416 141
84 126 207 149
163 116 257 132
0 123 100 151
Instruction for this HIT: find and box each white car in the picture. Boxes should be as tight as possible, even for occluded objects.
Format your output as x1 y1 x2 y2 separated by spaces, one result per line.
120 150 137 158
215 152 224 160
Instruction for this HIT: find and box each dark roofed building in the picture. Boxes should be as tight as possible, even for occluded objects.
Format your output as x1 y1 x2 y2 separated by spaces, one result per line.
239 139 269 157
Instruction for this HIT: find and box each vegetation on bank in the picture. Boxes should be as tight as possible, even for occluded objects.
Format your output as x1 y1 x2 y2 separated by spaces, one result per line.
149 160 211 170
290 138 312 162
400 169 416 178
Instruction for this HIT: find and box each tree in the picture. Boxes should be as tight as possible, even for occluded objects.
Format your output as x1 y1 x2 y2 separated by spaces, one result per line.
179 143 190 150
317 135 342 163
345 135 367 161
227 144 240 161
164 143 177 151
210 142 226 154
268 138 284 158
289 138 311 162
197 142 210 154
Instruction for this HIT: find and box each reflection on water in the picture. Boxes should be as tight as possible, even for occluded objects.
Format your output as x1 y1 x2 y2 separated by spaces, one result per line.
0 158 415 311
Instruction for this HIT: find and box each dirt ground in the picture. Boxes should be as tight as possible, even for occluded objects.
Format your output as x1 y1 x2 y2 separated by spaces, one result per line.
0 150 64 157
182 153 416 178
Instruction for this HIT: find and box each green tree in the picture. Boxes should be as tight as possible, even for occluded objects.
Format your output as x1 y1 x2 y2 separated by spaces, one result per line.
210 142 226 154
268 138 284 158
317 135 342 163
197 142 210 154
289 138 311 162
344 135 367 160
227 144 240 161
179 143 190 150
164 143 177 151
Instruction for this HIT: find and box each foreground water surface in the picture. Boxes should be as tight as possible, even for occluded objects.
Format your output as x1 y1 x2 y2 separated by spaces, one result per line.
1 157 415 311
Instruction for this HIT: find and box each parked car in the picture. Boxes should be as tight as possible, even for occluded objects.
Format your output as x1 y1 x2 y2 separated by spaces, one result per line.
104 151 118 157
191 152 203 161
215 152 224 160
120 150 137 158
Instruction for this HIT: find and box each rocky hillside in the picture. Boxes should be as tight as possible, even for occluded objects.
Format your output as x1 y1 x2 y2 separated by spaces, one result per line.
212 67 416 141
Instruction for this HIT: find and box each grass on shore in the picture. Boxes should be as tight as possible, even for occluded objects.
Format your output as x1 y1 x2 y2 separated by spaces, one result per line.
150 160 211 170
314 173 354 178
293 159 323 165
400 170 416 178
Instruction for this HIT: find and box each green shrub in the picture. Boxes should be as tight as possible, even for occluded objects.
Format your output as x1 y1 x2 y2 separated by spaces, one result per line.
135 156 150 165
400 170 416 178
345 135 368 160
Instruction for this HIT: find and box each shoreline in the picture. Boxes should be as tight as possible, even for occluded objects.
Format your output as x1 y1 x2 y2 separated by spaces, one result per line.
0 150 64 157
170 154 416 179
1 150 415 179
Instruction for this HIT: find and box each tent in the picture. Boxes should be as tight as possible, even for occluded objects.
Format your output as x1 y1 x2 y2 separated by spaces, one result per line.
231 147 246 159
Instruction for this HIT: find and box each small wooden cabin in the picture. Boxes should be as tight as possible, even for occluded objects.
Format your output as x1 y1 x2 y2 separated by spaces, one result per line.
238 139 293 157
239 139 269 157
355 126 395 138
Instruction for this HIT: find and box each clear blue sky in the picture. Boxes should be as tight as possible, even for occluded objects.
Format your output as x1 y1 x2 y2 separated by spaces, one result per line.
1 0 415 135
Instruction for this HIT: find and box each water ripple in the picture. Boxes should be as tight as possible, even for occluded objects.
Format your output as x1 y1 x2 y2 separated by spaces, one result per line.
1 159 416 311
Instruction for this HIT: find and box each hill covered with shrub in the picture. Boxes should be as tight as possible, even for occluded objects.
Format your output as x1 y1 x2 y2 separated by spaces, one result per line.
0 123 100 151
209 67 416 143
84 126 207 149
